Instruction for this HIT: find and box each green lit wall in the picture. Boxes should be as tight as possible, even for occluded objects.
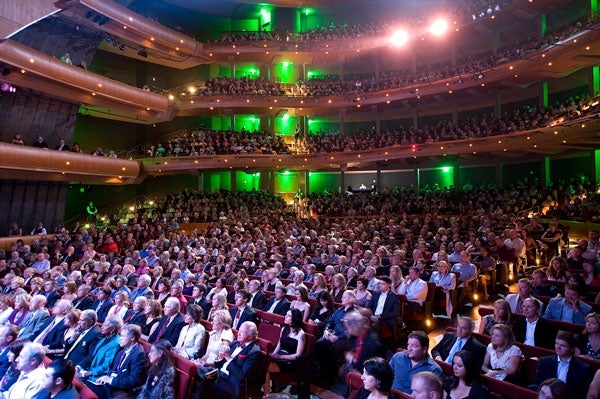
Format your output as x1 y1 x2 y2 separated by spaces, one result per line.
274 115 299 136
308 172 340 194
274 171 299 194
550 154 591 183
418 167 455 190
307 118 339 134
234 115 260 132
236 171 260 191
503 162 540 187
381 170 416 190
234 65 260 79
273 61 298 84
204 171 232 191
211 116 232 131
345 121 376 133
458 166 495 188
231 19 259 32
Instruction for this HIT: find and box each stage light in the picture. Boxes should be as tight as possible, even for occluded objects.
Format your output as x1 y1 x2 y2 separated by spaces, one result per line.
429 19 448 36
389 29 408 47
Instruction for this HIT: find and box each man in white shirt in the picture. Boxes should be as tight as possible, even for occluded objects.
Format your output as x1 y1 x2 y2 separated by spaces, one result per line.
285 270 308 295
513 298 556 349
5 342 46 399
504 229 526 275
399 267 428 317
364 266 381 292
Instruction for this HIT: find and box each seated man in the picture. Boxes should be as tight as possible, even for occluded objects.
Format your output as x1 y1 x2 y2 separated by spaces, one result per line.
339 310 385 374
543 283 591 324
32 358 78 399
209 321 263 399
85 324 148 399
531 269 559 297
513 298 556 350
18 294 49 341
230 289 258 330
148 297 186 346
505 278 543 315
431 317 485 369
367 276 400 342
450 251 478 306
410 371 443 399
263 286 290 316
390 330 442 394
6 342 46 399
531 330 592 398
398 267 428 317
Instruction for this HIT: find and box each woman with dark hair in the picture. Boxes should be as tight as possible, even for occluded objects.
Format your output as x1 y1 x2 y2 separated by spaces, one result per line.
309 291 335 335
270 309 306 392
137 340 175 399
353 277 372 308
0 340 26 394
290 286 311 322
156 278 172 307
355 357 395 399
538 378 569 399
444 350 489 399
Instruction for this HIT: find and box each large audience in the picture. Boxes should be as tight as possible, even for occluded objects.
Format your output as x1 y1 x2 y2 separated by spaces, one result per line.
1 180 600 397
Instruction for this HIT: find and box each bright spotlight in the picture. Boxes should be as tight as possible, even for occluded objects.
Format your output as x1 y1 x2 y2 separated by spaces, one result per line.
429 18 448 36
389 29 409 47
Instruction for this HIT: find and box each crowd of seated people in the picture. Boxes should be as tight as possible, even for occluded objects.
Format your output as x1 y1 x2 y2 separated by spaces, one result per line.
211 0 514 46
1 181 600 397
145 127 290 157
7 134 115 157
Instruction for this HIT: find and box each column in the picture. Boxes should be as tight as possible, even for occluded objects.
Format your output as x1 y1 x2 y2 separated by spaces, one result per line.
540 82 549 109
259 171 273 193
372 106 381 135
298 171 309 195
593 150 600 186
588 0 599 18
230 114 235 131
228 56 236 78
340 164 346 194
539 14 547 39
496 93 502 116
453 164 459 189
231 171 237 193
197 172 203 191
340 111 345 135
589 66 600 97
260 62 270 80
412 108 418 130
415 168 420 193
376 167 382 193
542 156 551 187
495 163 503 188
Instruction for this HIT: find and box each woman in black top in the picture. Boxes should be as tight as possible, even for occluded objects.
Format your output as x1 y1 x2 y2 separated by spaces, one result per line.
443 350 489 399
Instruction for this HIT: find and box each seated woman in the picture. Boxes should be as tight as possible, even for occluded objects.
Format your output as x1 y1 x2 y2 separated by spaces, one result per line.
308 273 328 300
137 340 175 399
308 291 335 336
429 261 456 317
140 299 162 341
174 304 205 360
481 324 523 383
0 340 26 394
354 357 395 399
353 278 372 308
577 312 600 360
270 309 306 392
478 299 512 336
444 350 489 399
206 293 228 323
290 286 311 322
194 309 234 369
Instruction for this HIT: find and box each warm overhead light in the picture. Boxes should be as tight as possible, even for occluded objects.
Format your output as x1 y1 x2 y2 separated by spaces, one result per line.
429 18 448 36
128 17 133 21
389 29 409 47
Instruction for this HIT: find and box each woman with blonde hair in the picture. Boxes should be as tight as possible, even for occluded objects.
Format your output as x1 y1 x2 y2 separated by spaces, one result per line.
194 309 234 368
478 299 512 335
308 273 327 300
206 293 228 322
481 323 523 382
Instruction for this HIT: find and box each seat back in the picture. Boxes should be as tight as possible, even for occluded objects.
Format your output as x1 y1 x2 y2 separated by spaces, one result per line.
243 349 269 399
481 375 537 399
73 378 100 399
345 371 362 399
258 321 282 347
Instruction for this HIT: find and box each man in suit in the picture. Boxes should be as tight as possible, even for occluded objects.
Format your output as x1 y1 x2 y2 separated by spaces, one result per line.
63 309 102 365
513 298 557 349
505 278 543 315
367 276 399 343
532 330 593 398
431 317 485 369
42 279 62 309
123 296 147 328
148 297 185 346
32 358 78 399
18 294 49 340
5 342 46 399
230 289 258 330
129 274 154 301
86 324 148 399
72 284 94 311
341 310 385 373
543 283 591 324
189 283 211 319
90 286 114 323
263 286 290 316
35 299 72 352
209 321 263 398
248 279 267 310
0 325 17 377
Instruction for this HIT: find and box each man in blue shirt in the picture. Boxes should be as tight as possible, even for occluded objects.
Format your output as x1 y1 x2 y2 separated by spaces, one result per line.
390 330 442 394
451 251 478 307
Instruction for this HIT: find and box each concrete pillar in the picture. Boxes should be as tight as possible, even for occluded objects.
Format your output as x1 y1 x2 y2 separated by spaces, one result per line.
231 171 237 193
496 93 502 116
228 56 236 78
340 112 345 135
197 172 203 191
260 63 270 80
259 171 274 193
495 163 503 188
